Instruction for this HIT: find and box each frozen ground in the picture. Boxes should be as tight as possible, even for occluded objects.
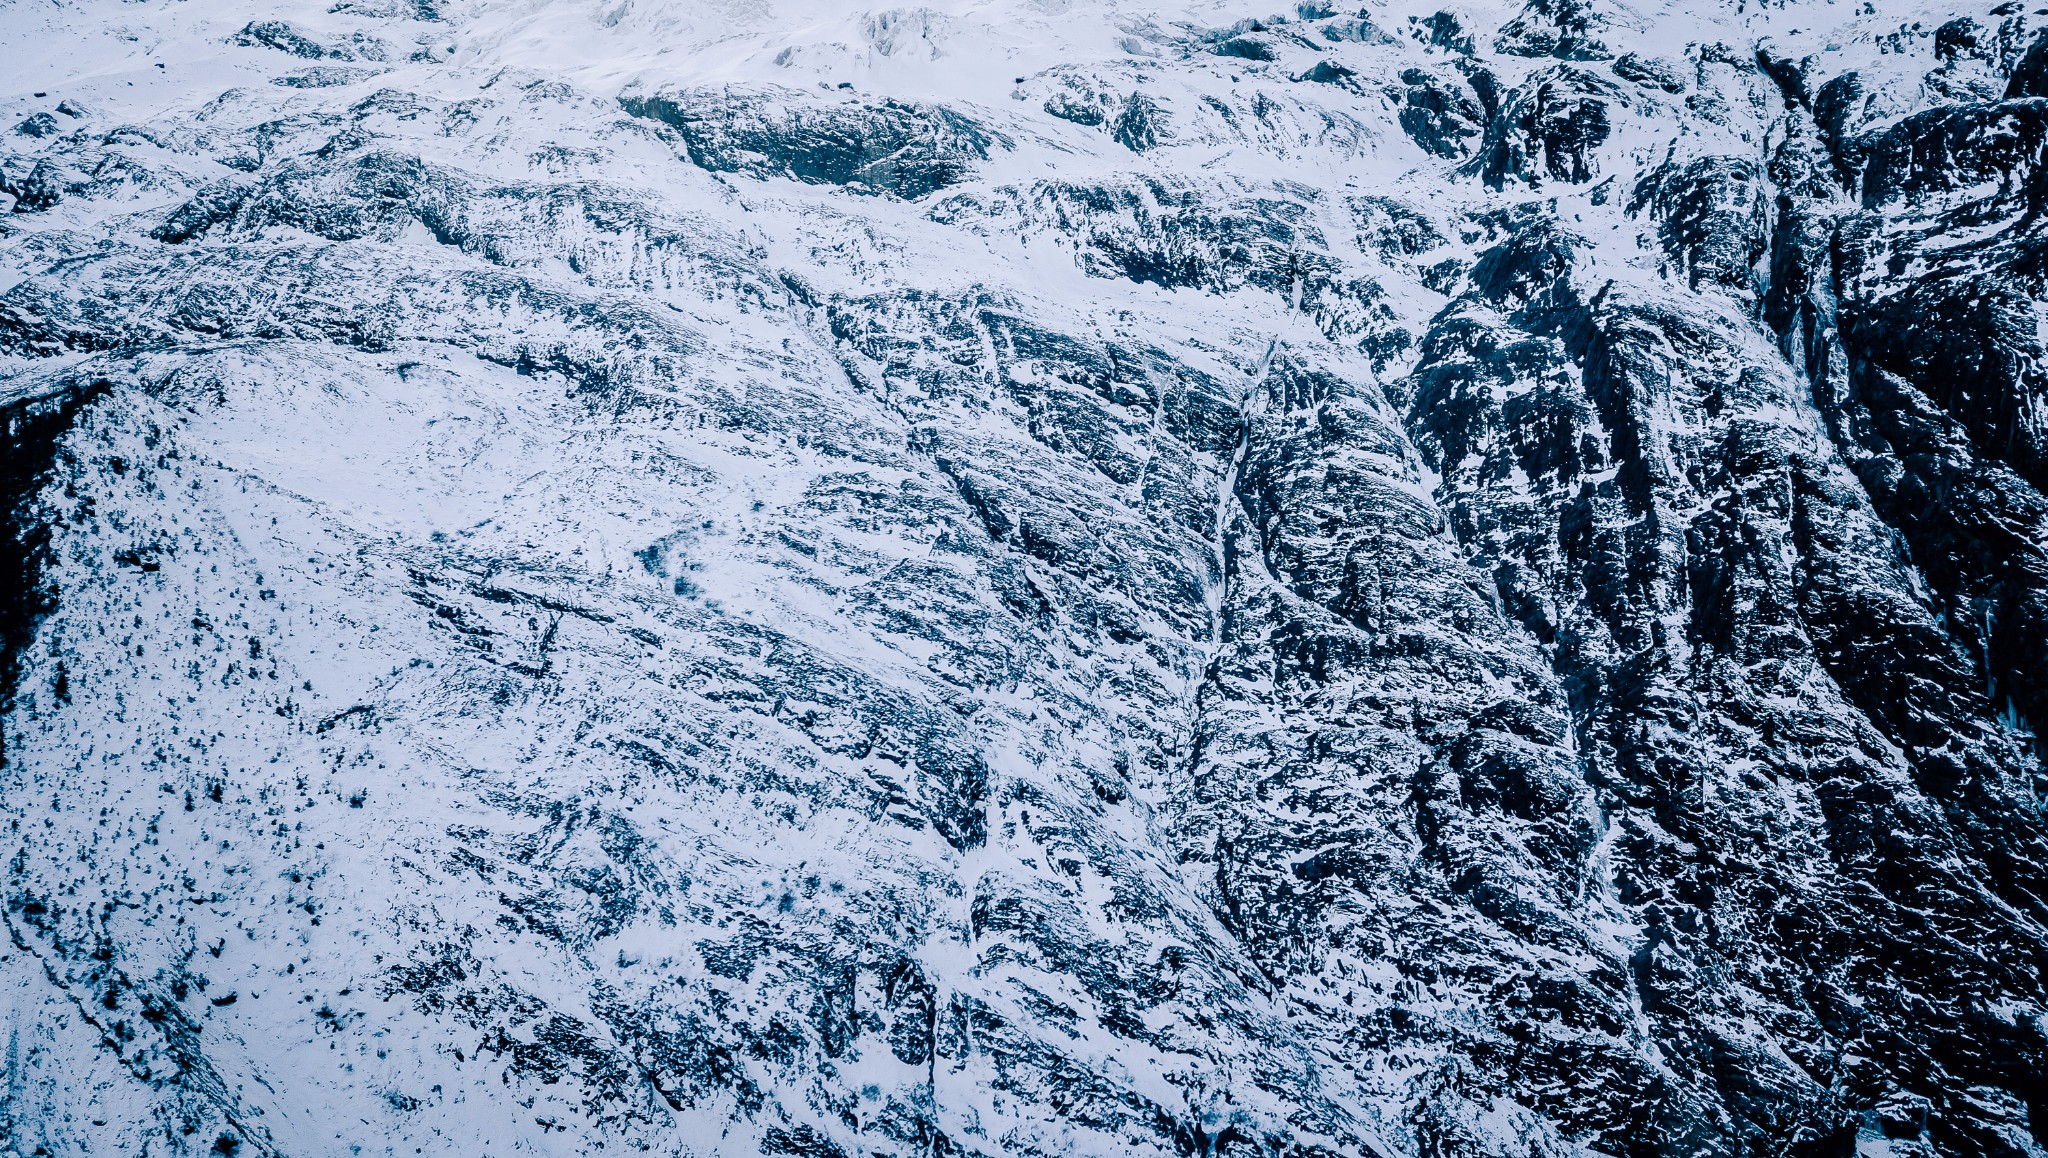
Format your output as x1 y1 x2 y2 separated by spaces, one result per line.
3 0 2047 1156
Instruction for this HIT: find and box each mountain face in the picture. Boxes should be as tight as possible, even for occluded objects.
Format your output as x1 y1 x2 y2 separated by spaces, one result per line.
4 0 2048 1155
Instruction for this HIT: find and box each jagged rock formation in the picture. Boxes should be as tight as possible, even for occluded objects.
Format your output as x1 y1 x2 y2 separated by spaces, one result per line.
2 1 2046 1156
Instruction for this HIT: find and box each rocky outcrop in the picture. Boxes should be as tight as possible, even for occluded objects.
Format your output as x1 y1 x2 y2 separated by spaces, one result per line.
0 380 105 767
4 1 2048 1157
1471 65 1616 188
620 85 1003 199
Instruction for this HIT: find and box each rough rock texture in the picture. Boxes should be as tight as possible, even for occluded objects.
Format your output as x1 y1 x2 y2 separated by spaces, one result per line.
2 1 2046 1157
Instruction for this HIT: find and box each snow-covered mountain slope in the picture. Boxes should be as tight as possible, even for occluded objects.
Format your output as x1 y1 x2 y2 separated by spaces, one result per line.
4 0 2048 1155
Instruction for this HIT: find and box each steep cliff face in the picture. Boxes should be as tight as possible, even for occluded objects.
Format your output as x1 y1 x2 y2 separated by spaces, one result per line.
3 1 2046 1156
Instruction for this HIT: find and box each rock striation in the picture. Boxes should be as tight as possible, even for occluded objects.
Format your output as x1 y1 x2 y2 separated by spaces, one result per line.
2 1 2046 1156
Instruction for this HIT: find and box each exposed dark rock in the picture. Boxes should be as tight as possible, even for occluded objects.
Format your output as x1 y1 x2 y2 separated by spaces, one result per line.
231 20 385 61
1859 98 2048 208
1493 0 1609 59
1754 44 1813 108
1937 17 1987 62
14 113 60 138
1108 91 1164 152
273 67 386 88
0 381 106 766
1471 66 1615 188
1042 91 1105 126
620 85 1002 198
1812 70 1869 182
1628 156 1767 292
1422 10 1475 54
2 158 80 213
151 181 252 243
1215 37 1277 62
1611 52 1686 93
1397 69 1486 157
2010 30 2048 96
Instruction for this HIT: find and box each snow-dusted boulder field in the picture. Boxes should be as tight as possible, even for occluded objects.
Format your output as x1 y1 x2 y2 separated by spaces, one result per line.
4 0 2047 1155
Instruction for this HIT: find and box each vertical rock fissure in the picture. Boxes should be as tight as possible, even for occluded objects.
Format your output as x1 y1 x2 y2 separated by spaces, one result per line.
0 380 105 769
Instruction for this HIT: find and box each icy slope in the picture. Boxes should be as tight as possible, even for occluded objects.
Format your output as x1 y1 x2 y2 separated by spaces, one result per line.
2 0 2047 1156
